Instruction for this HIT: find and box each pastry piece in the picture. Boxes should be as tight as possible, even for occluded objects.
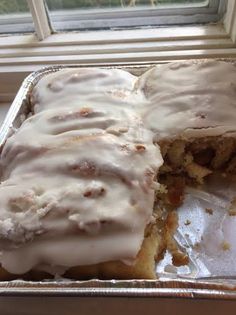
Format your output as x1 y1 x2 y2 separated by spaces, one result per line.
32 67 140 113
138 60 236 267
138 60 236 184
1 61 236 280
0 68 163 280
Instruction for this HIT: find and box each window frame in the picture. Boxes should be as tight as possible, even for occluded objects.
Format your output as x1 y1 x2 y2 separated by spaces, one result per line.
0 0 227 36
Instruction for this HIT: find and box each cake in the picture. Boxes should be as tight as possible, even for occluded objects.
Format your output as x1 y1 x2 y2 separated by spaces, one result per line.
138 60 236 184
0 68 163 280
0 61 235 280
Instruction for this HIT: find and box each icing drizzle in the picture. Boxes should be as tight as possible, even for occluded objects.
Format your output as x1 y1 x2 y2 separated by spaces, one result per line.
0 67 162 274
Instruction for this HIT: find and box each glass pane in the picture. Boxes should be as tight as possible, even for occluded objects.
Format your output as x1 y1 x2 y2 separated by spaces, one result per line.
46 0 204 10
46 0 209 31
0 0 34 34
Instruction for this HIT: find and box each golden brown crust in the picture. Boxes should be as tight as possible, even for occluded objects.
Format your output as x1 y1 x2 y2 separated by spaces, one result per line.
66 227 159 280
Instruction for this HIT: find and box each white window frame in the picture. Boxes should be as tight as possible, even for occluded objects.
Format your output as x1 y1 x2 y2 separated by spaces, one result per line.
27 0 51 40
0 0 226 34
0 0 235 103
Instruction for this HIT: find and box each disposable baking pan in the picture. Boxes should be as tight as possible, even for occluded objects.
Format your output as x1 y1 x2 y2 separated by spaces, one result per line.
1 61 236 299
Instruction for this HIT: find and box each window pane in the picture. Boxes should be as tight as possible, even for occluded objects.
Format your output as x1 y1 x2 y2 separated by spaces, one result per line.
46 0 223 31
0 0 34 34
46 0 204 10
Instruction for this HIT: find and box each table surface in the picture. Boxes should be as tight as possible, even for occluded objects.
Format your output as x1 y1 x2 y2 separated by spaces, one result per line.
0 296 235 315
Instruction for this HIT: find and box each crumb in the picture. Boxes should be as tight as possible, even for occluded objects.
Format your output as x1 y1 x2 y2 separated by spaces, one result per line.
228 198 236 216
164 211 189 267
166 211 178 232
153 207 164 220
194 243 200 250
135 144 146 152
184 219 191 226
172 251 189 267
229 209 236 216
221 241 230 251
79 107 93 117
205 208 213 215
157 184 168 194
167 189 183 206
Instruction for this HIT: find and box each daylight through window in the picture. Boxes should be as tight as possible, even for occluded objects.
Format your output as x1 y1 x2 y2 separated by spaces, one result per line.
0 0 227 37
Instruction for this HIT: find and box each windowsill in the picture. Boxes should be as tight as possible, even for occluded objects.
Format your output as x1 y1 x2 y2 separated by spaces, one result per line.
0 22 236 103
1 24 235 63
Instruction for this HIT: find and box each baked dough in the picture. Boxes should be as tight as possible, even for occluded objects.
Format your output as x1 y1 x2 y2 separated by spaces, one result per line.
0 61 235 279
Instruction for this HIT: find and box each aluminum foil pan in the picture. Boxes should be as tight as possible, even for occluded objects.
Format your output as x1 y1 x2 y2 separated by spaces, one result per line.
1 61 236 299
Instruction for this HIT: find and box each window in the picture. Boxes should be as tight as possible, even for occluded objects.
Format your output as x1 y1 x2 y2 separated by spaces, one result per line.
0 0 33 34
46 0 226 31
0 0 227 37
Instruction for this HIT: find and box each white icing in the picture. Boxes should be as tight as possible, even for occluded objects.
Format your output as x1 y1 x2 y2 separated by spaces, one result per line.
0 67 162 274
32 68 141 113
1 61 235 275
138 60 236 140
